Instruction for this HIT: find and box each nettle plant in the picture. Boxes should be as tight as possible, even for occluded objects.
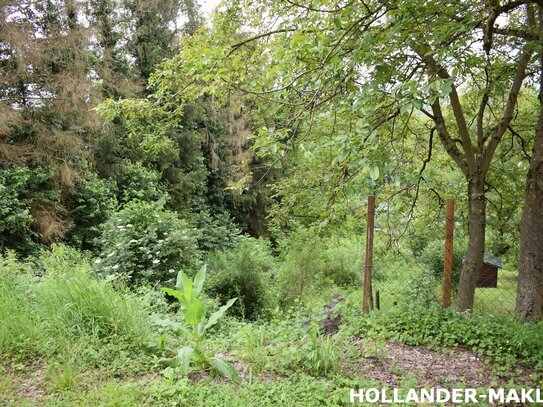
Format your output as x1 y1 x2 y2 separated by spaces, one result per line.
160 265 240 383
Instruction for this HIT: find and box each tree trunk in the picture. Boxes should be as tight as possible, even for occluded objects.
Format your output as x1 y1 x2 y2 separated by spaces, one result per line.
456 176 486 312
516 6 543 322
516 131 543 321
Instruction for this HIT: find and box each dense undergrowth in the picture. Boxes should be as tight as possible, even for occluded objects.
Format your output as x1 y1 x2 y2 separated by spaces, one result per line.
1 238 541 406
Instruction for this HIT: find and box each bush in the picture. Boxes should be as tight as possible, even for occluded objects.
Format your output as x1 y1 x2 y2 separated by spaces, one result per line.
277 233 326 305
206 237 275 319
276 231 363 305
419 239 465 287
193 210 241 252
0 166 54 254
95 200 201 286
113 160 168 204
320 236 362 287
67 173 117 251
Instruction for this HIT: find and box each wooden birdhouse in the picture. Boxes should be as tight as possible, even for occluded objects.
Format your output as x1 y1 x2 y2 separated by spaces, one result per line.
477 253 502 288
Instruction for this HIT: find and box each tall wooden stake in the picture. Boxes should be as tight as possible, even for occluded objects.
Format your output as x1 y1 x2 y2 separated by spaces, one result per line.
363 195 376 313
442 199 455 308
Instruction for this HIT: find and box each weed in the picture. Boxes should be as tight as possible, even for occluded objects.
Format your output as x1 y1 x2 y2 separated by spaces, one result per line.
160 265 240 383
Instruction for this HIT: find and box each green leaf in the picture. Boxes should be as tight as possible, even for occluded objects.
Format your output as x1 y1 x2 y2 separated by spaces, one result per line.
204 298 237 332
184 297 204 326
161 287 185 304
369 165 380 181
175 270 186 291
181 273 193 303
193 264 206 296
210 357 241 384
174 346 194 375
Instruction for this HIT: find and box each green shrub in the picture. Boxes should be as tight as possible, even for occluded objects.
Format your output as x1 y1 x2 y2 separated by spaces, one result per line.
113 160 168 204
277 235 326 305
95 200 201 286
320 236 362 286
193 210 241 252
0 246 153 358
419 239 465 287
67 173 117 251
206 237 275 319
0 166 55 254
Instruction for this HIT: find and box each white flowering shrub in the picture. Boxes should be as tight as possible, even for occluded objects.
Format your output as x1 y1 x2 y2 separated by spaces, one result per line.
95 200 201 286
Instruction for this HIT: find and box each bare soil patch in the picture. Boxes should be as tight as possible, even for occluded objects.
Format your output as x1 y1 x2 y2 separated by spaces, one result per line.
342 339 534 389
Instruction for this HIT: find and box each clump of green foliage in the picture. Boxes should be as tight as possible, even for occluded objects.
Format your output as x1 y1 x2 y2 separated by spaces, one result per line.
0 251 40 354
161 266 241 383
356 304 543 371
95 200 201 286
206 237 275 319
67 173 117 251
36 245 151 344
276 231 362 305
112 161 168 204
419 239 465 287
194 211 241 252
0 245 153 360
0 166 55 254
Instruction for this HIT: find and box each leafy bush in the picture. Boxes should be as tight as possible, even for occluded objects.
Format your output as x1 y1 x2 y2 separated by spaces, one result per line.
276 231 365 305
206 237 275 319
400 269 441 307
67 173 117 251
193 210 241 252
419 239 465 287
0 166 54 253
277 233 326 305
113 160 168 204
0 245 153 358
95 200 201 286
320 236 362 286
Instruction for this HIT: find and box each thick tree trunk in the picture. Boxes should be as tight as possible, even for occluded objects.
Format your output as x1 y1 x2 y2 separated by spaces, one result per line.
516 7 543 322
516 112 543 321
456 176 486 312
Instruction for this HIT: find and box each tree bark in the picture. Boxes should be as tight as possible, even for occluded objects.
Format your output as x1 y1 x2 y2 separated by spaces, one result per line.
516 6 543 320
516 128 543 321
456 176 486 312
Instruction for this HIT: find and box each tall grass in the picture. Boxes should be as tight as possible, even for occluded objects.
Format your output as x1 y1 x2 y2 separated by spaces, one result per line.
0 245 152 358
36 271 151 344
0 252 39 354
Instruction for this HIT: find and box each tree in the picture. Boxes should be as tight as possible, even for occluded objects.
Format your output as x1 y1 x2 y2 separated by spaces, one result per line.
170 0 539 312
516 10 543 321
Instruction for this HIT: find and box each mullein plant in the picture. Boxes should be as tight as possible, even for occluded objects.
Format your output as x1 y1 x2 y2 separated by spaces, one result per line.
161 265 240 383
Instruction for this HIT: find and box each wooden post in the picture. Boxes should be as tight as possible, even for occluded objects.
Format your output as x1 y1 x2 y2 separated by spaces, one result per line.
442 199 455 308
363 195 376 313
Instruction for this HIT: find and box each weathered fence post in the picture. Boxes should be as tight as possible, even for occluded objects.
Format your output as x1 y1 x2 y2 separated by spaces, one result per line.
363 195 376 313
442 198 455 308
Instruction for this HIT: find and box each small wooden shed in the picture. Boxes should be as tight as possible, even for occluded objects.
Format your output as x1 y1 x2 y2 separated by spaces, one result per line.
477 253 502 288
